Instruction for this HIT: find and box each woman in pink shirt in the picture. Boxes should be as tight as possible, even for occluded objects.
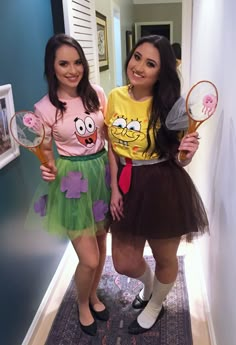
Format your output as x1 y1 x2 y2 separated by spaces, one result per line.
34 34 110 336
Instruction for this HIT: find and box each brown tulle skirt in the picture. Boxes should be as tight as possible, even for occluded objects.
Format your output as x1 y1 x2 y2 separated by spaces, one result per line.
110 159 209 242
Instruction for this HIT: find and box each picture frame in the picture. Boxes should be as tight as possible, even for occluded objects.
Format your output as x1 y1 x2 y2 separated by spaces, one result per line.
96 11 109 71
126 30 133 56
0 84 20 169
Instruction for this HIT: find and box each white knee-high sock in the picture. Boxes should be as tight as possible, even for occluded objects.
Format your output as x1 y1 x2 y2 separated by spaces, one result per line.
137 276 174 329
137 261 154 301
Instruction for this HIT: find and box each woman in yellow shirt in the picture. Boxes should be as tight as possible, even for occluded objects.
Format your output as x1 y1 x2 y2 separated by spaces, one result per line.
105 35 208 334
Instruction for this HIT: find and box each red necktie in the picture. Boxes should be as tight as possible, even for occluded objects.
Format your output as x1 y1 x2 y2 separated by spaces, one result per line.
118 158 132 194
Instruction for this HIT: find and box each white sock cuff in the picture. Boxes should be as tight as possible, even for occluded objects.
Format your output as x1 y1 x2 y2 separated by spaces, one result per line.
153 276 175 290
137 261 154 300
137 261 154 283
150 276 175 306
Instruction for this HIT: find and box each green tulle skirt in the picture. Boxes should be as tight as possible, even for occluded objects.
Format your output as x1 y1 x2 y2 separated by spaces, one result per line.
29 149 111 240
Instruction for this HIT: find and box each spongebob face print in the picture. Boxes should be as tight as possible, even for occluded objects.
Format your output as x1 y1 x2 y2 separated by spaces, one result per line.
106 87 160 159
110 114 145 147
74 111 97 148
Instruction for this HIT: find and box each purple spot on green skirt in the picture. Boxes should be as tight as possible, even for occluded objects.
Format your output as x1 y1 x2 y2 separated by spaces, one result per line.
93 200 108 222
61 171 88 198
34 195 48 217
105 163 111 188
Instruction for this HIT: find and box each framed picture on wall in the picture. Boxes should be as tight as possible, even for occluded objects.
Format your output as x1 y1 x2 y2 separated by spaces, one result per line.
135 21 173 42
0 84 20 169
126 30 133 56
96 11 109 71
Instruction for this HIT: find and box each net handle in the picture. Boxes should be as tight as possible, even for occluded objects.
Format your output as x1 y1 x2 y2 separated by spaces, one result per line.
29 146 49 166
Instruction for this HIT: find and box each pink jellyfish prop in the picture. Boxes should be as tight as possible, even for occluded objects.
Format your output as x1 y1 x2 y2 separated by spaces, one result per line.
23 112 42 133
202 94 217 116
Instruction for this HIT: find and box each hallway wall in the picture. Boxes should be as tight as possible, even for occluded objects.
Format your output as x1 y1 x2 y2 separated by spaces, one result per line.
188 1 236 344
95 0 134 95
133 2 182 43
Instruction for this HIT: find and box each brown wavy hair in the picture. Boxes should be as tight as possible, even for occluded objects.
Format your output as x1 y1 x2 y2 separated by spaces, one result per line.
44 33 100 120
125 35 181 158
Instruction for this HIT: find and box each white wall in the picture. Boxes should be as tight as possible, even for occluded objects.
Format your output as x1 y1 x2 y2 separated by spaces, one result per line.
95 0 134 95
189 1 236 344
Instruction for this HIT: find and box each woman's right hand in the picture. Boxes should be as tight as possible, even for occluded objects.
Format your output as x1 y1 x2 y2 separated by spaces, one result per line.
110 187 124 221
40 161 57 181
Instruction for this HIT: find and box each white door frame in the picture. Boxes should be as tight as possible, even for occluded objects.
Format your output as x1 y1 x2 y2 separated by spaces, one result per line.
111 2 123 87
181 0 192 93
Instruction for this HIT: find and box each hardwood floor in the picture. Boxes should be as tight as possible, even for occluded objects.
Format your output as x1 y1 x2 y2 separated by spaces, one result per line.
26 235 211 345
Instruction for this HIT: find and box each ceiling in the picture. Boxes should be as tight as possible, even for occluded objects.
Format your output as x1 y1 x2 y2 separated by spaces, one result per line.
133 0 182 4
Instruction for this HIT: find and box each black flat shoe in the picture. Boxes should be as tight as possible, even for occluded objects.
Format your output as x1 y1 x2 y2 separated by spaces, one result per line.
132 294 151 309
128 306 165 334
79 320 97 336
90 304 109 321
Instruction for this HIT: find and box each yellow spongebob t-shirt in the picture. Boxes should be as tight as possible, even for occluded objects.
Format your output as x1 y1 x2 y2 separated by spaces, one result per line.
105 86 160 160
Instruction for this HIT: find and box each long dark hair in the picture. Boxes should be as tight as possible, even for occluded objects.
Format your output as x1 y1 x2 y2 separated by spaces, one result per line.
44 33 99 119
125 35 181 158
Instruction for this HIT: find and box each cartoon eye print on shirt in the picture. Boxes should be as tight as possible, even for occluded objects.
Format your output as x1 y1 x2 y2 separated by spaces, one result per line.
74 112 97 148
110 115 145 146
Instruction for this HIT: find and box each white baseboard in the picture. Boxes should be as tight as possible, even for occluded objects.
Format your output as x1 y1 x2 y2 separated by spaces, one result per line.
22 242 77 345
193 241 217 345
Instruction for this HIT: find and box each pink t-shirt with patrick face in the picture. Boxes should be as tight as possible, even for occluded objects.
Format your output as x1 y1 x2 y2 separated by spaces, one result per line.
34 84 107 156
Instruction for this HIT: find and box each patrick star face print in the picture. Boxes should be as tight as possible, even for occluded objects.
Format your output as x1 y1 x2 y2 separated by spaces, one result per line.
74 111 98 148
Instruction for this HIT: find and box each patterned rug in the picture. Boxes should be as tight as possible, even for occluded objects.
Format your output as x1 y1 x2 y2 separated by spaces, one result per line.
46 256 192 345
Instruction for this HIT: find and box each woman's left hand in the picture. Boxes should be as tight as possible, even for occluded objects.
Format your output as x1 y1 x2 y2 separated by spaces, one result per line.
178 131 200 160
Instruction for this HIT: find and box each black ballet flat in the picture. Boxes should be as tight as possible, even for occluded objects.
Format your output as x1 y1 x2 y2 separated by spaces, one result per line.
79 320 97 336
76 303 97 336
128 306 165 334
90 304 110 321
132 294 151 309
